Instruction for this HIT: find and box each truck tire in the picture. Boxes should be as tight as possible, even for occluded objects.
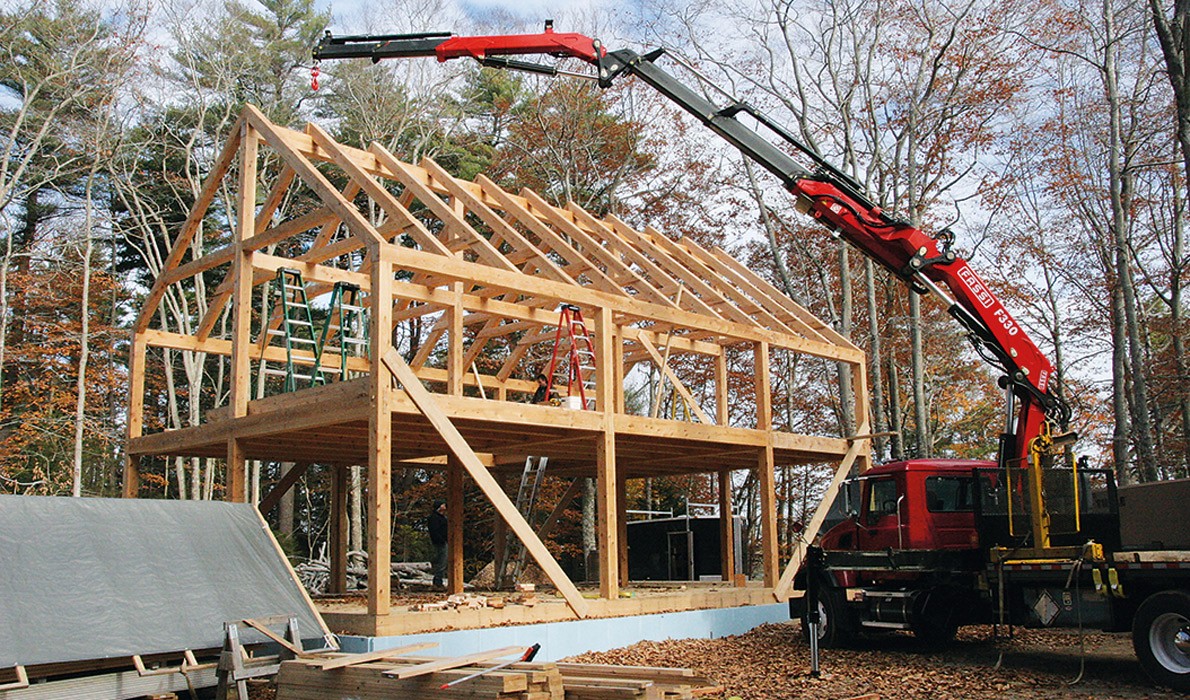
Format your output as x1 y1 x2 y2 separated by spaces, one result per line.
1132 590 1190 693
801 588 856 649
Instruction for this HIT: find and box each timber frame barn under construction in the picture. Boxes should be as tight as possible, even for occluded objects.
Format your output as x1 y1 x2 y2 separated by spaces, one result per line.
123 105 873 637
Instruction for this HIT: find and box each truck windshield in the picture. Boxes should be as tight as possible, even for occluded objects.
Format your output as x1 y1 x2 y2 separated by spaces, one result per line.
925 476 974 512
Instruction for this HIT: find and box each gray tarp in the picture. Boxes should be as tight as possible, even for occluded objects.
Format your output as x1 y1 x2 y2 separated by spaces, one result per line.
0 496 329 667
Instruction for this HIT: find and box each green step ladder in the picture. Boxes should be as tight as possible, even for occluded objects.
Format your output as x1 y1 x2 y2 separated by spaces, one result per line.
265 268 324 392
318 281 369 381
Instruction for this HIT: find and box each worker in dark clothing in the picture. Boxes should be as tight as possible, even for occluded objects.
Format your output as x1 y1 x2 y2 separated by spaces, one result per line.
531 373 557 405
428 500 448 590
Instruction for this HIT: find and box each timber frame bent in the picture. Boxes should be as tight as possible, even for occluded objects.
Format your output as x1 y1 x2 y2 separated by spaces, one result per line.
124 106 872 632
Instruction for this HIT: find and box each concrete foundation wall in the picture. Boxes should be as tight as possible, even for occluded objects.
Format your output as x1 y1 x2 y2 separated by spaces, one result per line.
340 603 790 661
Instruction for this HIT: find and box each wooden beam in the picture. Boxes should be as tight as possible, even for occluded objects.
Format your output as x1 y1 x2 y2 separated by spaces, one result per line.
715 349 729 427
447 283 464 397
122 333 147 498
258 461 311 515
718 469 735 581
772 437 866 601
754 341 777 587
707 245 858 350
594 305 619 599
616 470 629 587
329 464 349 595
245 106 386 249
519 189 673 309
368 248 395 617
383 647 524 679
226 122 259 504
135 113 244 333
635 334 714 425
421 158 574 285
380 347 589 618
318 642 438 671
447 454 464 594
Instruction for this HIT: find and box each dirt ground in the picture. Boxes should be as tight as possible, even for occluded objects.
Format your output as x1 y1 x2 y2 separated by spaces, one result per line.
564 622 1184 700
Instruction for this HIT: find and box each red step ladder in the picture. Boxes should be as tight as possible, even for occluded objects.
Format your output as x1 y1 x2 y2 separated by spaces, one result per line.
545 305 597 410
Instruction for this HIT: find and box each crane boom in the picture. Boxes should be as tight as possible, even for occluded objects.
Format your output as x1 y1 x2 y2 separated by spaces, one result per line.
313 25 1074 549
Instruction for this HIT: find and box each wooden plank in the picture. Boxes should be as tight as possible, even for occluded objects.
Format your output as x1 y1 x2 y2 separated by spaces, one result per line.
381 646 524 679
754 341 778 587
316 642 438 671
635 334 714 425
380 347 590 618
241 618 310 657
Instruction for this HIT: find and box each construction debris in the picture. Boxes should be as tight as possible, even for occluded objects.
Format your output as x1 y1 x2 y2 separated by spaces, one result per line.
276 650 717 700
408 593 498 612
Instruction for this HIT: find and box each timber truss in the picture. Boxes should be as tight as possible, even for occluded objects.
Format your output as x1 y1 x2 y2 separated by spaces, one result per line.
124 105 873 634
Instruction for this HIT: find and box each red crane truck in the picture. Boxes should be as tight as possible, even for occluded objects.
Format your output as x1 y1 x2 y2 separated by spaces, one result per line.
311 25 1190 692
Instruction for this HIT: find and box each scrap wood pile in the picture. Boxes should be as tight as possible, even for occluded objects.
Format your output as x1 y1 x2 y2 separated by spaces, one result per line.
275 644 717 699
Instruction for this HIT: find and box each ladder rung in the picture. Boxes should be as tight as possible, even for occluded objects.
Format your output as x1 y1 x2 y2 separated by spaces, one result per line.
288 337 317 345
286 320 313 327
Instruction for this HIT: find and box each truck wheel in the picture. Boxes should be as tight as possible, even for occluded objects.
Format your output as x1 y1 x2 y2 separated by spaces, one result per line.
801 588 856 649
1132 590 1190 693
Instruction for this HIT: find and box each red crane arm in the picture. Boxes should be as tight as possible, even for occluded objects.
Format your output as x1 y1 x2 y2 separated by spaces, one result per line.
312 27 1070 473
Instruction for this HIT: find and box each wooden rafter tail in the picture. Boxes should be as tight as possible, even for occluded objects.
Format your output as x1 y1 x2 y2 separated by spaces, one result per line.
420 158 577 285
596 212 741 323
706 243 859 350
567 204 721 319
519 188 674 308
135 112 246 334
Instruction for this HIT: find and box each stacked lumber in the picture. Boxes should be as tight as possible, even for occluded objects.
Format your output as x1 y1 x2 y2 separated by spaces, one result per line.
277 656 562 699
556 663 714 699
275 652 716 700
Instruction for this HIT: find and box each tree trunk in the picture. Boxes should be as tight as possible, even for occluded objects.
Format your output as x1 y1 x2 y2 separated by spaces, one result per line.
909 291 931 457
865 260 889 460
72 169 97 497
1105 0 1157 480
836 242 855 436
582 477 596 581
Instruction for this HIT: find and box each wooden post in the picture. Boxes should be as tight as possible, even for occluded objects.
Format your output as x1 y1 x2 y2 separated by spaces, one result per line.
616 471 629 587
447 282 464 396
226 122 258 503
594 306 619 599
852 359 873 473
330 465 349 594
122 333 147 498
715 349 729 427
447 454 465 594
754 341 778 587
368 245 395 617
718 469 736 581
614 328 625 415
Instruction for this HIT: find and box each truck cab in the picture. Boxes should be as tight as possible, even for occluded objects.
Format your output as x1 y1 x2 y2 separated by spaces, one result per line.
821 459 993 553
